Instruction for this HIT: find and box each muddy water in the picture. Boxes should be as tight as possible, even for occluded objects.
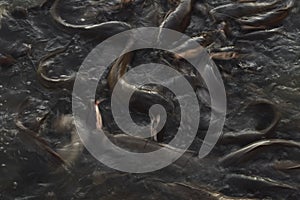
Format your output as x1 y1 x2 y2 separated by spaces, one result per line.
0 0 299 199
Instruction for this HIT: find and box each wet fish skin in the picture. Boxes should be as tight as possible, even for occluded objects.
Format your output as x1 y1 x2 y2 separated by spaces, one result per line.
171 32 215 60
107 48 176 117
210 0 281 21
273 160 300 171
37 46 75 90
53 114 84 167
210 51 243 61
15 98 83 171
15 119 67 168
237 0 295 28
220 100 281 145
49 0 131 38
160 0 194 33
236 27 285 40
220 139 300 167
144 179 257 200
107 52 133 90
221 129 268 145
14 99 67 169
239 9 289 28
225 174 298 192
0 52 16 67
174 45 205 60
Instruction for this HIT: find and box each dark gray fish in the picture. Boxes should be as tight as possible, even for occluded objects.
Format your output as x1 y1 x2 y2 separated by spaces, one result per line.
273 160 300 171
108 133 197 157
145 179 257 200
238 0 295 28
15 102 67 169
220 100 281 145
15 119 66 167
236 27 286 40
107 48 175 116
107 52 133 90
120 0 134 5
225 174 298 192
0 52 15 67
49 0 131 37
234 0 257 2
171 32 215 60
160 0 194 33
210 0 280 21
220 139 300 166
37 46 75 90
15 99 84 170
0 38 31 58
92 171 128 186
138 0 164 27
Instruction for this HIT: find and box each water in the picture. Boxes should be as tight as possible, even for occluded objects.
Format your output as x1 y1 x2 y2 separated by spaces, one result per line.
0 0 299 199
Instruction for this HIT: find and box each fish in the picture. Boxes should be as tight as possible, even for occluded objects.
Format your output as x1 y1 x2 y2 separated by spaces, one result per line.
210 0 280 21
221 129 270 145
160 0 194 33
107 50 175 115
16 98 85 170
235 0 257 2
72 101 196 171
137 0 163 27
37 46 75 90
92 171 128 186
0 38 31 58
0 53 16 67
273 160 300 171
225 174 298 192
210 51 243 61
107 52 133 90
236 27 286 40
49 0 131 38
174 45 205 60
149 111 165 142
95 100 104 130
92 93 195 163
15 115 66 169
144 179 257 200
0 3 8 29
172 32 214 60
238 0 295 28
220 100 281 144
10 6 28 19
121 0 134 5
15 99 72 169
220 139 300 167
53 114 84 167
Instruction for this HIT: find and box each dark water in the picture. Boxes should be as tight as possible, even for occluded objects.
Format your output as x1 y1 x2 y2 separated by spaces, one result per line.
0 0 299 199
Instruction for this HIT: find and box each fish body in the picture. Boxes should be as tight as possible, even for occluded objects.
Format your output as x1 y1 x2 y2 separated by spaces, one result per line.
37 47 75 89
226 174 298 192
236 27 285 40
220 139 300 166
238 0 294 28
160 0 194 32
220 100 281 144
210 0 280 21
50 0 131 38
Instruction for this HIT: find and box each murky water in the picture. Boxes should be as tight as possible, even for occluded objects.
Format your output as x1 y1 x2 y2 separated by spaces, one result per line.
0 0 299 199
